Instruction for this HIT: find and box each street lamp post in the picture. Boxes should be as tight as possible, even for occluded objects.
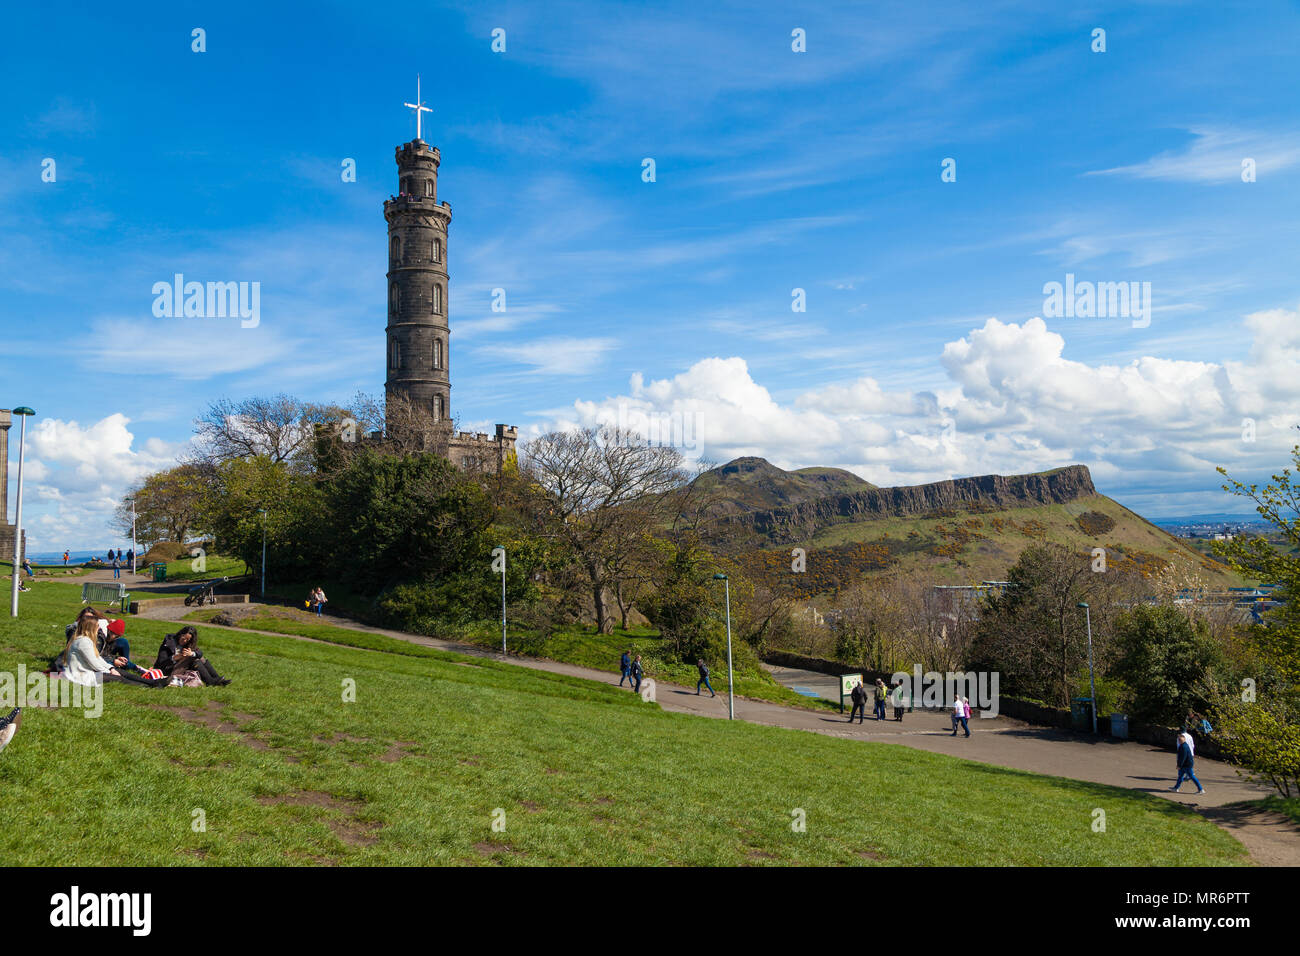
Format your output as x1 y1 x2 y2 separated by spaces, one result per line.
129 497 137 575
1077 601 1097 734
8 407 34 618
493 546 507 654
259 509 267 598
713 572 735 720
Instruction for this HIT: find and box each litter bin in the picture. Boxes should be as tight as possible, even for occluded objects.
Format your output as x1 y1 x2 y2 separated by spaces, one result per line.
1110 713 1129 739
150 562 168 582
1070 697 1094 731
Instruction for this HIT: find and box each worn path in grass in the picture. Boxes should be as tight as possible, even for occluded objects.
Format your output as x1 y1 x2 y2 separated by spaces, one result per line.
137 599 1299 865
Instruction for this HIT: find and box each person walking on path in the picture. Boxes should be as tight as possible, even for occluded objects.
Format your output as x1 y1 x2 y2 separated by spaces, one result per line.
619 650 632 687
873 678 888 720
848 680 867 723
62 550 69 566
1171 731 1206 794
111 555 121 580
696 658 716 697
891 679 906 722
629 655 644 695
951 695 970 737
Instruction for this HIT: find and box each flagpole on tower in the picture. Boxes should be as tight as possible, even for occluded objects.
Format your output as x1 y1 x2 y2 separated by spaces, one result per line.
404 74 433 141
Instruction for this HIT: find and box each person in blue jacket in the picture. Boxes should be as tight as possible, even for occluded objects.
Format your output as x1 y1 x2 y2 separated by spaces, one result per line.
619 650 632 687
1170 732 1206 794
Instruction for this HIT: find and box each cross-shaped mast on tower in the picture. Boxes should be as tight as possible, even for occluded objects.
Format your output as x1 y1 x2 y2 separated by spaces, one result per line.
404 74 433 141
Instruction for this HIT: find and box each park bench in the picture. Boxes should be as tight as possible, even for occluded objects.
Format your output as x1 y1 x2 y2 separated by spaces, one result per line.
81 581 130 613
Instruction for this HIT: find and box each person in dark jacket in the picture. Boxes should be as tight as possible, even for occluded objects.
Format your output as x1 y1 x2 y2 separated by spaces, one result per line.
629 655 644 695
696 658 716 697
155 626 230 686
1170 732 1206 794
619 650 632 687
848 681 867 723
873 678 888 720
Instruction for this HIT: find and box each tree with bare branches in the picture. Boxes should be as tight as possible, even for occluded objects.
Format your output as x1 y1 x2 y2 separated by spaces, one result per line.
520 426 688 633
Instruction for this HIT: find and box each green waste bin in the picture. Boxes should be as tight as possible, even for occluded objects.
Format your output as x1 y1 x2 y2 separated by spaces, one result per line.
1110 713 1129 739
1070 697 1094 731
150 562 168 582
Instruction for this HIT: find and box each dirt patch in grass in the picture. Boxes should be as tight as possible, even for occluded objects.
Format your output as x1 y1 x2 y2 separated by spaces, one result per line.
315 731 370 744
474 839 526 861
257 790 381 847
153 700 300 761
377 741 418 762
855 849 884 861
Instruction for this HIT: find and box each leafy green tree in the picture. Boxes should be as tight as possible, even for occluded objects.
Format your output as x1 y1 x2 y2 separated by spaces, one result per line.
1110 604 1222 725
196 455 324 583
969 542 1136 707
320 449 494 594
114 464 206 547
640 535 730 662
1205 445 1300 795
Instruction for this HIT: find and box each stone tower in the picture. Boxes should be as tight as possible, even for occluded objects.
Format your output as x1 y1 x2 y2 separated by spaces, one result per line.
0 409 24 562
384 138 452 426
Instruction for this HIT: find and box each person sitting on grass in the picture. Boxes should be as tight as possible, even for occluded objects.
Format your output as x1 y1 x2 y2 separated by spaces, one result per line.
100 619 168 684
61 617 167 687
155 625 230 686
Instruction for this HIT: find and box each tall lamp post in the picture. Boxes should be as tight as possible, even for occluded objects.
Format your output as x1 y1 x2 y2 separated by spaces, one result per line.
712 572 735 720
492 546 507 654
259 508 267 598
1077 601 1098 734
129 496 137 575
8 407 34 618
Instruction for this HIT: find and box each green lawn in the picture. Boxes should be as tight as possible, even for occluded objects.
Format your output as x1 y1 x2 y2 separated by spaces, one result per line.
1 581 1249 865
154 553 250 584
189 602 838 712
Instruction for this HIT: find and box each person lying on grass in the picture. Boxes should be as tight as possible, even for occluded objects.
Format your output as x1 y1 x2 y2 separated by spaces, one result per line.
154 626 231 687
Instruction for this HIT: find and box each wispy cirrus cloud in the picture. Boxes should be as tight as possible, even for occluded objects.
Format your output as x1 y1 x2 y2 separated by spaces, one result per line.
1087 127 1300 183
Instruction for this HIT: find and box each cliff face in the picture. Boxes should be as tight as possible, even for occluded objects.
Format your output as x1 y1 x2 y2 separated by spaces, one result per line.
714 464 1096 544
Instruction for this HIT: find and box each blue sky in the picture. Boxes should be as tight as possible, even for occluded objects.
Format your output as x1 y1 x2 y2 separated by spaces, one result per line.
2 0 1299 549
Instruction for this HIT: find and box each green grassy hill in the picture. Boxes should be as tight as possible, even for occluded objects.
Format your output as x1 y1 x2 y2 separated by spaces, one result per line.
693 456 875 516
0 581 1247 865
698 459 1243 593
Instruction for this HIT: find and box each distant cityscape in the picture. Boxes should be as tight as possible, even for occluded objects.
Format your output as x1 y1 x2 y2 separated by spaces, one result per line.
1154 518 1274 540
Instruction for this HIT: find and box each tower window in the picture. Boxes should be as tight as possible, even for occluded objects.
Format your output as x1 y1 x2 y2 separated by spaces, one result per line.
389 339 401 370
424 179 434 197
432 284 442 314
433 338 443 369
434 395 445 421
432 238 441 262
400 177 410 196
390 236 401 262
389 282 401 315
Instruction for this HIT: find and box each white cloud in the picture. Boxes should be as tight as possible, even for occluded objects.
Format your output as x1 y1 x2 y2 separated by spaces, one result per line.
16 414 185 552
1087 127 1300 184
535 305 1300 513
474 337 618 376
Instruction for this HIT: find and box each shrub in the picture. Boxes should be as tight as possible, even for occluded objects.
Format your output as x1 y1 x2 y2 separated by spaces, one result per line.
1076 511 1117 536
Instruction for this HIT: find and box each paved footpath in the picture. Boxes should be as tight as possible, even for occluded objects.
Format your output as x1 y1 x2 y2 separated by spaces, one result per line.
124 585 1298 865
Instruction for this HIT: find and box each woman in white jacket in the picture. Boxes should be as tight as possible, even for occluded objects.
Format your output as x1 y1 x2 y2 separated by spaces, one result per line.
61 618 163 686
62 618 115 685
